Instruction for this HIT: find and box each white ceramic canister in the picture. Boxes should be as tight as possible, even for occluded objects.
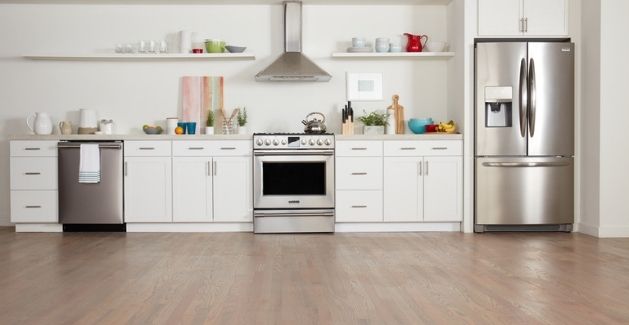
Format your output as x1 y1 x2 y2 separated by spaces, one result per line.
179 30 192 54
386 108 396 135
166 117 179 135
79 109 98 128
26 112 53 135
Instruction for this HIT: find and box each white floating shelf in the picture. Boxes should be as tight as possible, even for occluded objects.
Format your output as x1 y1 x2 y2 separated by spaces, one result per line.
331 52 455 58
23 53 256 61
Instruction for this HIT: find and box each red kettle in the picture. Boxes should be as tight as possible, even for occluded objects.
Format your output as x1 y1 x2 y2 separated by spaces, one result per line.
404 33 429 52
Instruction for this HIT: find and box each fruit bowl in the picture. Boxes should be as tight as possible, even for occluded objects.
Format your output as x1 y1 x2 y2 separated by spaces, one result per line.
143 125 163 135
408 118 433 134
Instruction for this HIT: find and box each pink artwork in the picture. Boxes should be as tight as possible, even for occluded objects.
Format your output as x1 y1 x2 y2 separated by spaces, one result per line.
181 76 223 134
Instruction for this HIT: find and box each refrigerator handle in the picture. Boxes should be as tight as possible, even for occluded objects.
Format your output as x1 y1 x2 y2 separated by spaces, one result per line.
528 58 537 137
482 162 570 168
519 58 528 138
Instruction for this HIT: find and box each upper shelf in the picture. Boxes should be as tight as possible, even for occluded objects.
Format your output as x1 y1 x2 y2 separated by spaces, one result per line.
23 53 256 61
1 0 451 4
331 52 455 58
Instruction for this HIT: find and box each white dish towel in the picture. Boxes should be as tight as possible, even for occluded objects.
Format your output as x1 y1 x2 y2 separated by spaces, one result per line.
79 144 101 183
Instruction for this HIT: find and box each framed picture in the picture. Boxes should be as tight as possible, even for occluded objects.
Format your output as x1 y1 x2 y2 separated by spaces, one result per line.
346 72 383 101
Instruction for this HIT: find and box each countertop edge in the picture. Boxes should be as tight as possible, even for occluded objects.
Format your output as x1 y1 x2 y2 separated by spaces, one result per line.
9 133 463 141
335 134 463 140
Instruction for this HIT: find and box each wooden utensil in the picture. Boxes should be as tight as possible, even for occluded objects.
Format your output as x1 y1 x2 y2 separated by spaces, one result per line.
387 95 405 134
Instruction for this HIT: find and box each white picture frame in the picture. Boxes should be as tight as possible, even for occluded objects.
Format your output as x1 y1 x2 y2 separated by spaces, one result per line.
346 72 383 101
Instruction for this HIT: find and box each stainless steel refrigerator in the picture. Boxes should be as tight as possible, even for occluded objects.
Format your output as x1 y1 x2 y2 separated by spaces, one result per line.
474 41 574 232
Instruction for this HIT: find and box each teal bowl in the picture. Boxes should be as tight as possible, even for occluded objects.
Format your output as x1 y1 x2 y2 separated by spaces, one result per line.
408 118 433 134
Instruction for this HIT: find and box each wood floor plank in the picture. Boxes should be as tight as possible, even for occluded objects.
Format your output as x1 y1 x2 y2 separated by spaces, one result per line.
1 228 629 324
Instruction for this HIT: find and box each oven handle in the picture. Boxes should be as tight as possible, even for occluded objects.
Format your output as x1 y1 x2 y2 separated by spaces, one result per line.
254 150 334 156
254 210 335 217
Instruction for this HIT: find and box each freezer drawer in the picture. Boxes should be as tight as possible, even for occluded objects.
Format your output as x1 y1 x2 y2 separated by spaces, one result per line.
475 157 573 226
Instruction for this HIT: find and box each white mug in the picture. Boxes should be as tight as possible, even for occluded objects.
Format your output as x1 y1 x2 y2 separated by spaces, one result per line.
352 37 366 48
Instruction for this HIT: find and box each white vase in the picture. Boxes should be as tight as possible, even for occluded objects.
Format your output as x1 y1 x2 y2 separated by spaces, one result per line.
238 125 248 135
26 112 53 135
364 125 384 135
205 126 214 135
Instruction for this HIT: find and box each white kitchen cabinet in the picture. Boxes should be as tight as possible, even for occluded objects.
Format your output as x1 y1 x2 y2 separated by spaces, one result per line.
478 0 567 36
383 157 424 222
172 157 213 223
423 156 463 222
124 157 172 223
336 191 383 223
213 157 252 222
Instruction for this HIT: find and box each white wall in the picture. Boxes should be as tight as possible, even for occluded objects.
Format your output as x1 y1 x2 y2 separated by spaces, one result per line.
598 0 629 237
0 3 457 226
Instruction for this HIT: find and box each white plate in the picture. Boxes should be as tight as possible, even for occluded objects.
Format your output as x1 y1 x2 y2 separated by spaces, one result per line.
347 47 373 53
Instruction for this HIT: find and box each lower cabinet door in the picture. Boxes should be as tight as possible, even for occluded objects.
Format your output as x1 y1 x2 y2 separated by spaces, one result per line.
336 190 383 222
172 157 213 222
423 156 463 222
213 157 253 222
384 157 423 222
124 157 172 223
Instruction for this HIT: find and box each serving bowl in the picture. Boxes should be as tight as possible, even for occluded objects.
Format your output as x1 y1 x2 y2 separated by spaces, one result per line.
143 125 163 135
408 118 433 134
225 45 246 53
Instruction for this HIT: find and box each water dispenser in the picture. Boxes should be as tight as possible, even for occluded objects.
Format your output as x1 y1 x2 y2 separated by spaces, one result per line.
484 86 513 128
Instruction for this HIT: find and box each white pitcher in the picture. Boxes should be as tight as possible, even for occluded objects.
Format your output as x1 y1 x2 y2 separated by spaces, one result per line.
26 112 53 135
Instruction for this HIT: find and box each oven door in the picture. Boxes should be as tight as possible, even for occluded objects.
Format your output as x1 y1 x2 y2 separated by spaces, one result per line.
254 150 334 209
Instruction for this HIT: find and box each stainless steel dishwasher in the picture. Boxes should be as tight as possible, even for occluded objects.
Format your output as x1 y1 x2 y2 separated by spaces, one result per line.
58 141 124 225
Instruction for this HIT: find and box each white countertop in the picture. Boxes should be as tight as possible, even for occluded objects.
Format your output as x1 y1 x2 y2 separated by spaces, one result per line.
335 134 462 140
10 134 253 141
10 133 462 141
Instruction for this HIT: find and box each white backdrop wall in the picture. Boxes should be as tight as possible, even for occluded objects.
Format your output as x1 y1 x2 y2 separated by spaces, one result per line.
0 4 454 225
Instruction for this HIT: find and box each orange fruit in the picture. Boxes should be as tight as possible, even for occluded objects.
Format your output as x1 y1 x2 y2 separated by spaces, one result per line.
175 126 184 135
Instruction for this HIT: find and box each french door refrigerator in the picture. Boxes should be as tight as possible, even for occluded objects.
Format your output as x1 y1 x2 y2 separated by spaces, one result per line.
475 41 574 232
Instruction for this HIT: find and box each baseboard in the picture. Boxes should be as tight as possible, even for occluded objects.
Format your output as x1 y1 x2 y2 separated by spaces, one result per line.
335 222 461 233
576 223 599 237
15 224 63 233
598 226 629 238
126 223 253 233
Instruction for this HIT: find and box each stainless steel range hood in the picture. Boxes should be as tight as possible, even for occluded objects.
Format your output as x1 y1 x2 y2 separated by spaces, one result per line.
255 1 331 82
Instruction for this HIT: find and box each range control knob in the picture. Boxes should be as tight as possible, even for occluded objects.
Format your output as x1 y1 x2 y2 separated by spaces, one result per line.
273 139 280 146
309 139 315 145
317 139 323 145
324 139 332 145
265 139 272 146
256 139 264 146
301 138 307 145
281 139 287 145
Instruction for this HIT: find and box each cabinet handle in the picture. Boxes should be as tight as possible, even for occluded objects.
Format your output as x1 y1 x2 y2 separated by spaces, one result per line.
188 147 204 150
519 18 523 32
351 205 367 209
351 147 367 151
24 172 41 176
24 147 41 151
220 147 236 150
351 172 367 176
25 205 41 209
124 162 128 176
213 161 217 176
139 147 155 150
425 161 429 176
524 17 528 33
418 162 422 176
401 147 416 151
432 147 448 150
207 161 211 176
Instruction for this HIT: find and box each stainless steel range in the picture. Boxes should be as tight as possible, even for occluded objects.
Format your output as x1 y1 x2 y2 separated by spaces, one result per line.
253 133 335 233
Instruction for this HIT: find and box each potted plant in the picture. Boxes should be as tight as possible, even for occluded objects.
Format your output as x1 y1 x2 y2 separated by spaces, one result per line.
358 110 388 135
205 110 214 135
237 107 248 134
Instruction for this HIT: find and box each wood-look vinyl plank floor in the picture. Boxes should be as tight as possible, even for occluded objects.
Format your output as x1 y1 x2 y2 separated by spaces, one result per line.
0 228 628 324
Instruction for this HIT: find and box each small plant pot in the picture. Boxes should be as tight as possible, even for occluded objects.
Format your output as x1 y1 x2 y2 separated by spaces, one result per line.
205 126 214 135
364 125 384 135
238 125 248 135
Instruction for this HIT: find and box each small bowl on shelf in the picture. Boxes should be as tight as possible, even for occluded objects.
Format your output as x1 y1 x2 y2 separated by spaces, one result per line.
408 118 433 134
143 125 163 135
225 45 246 53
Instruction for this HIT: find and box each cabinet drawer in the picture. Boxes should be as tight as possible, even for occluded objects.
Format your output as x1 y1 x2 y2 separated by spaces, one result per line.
384 141 463 156
124 141 172 157
11 190 58 223
336 157 382 190
336 141 383 157
336 191 383 223
10 157 57 190
421 141 463 156
210 141 252 157
10 141 58 157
